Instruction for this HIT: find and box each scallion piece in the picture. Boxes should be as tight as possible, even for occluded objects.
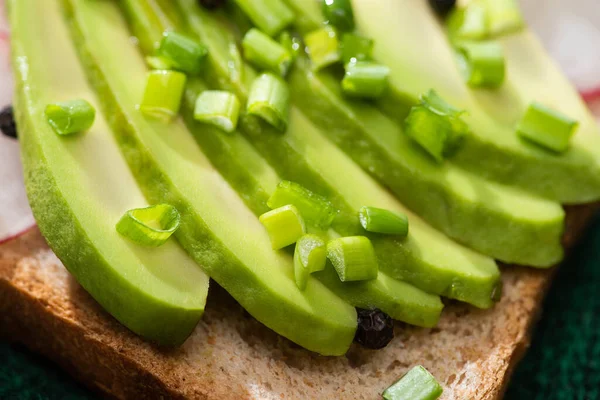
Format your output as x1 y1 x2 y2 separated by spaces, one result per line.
322 0 355 32
45 99 96 136
404 90 468 162
157 31 208 75
447 1 488 41
234 0 295 36
280 31 302 61
342 61 390 99
242 28 293 77
516 102 579 153
483 0 525 37
305 27 341 71
247 73 290 131
327 236 378 282
456 41 505 88
146 56 172 70
382 365 443 400
116 204 181 247
359 206 409 236
139 70 187 121
259 205 306 250
293 234 327 290
194 90 241 133
227 42 244 86
341 33 373 65
267 180 336 230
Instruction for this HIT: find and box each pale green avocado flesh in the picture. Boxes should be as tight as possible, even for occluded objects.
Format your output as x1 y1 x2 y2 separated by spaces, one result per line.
282 0 566 267
64 0 358 355
350 0 600 204
173 0 564 268
10 0 210 346
126 0 503 310
121 0 446 320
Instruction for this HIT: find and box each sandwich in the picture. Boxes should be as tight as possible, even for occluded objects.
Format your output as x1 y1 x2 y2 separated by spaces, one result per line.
2 0 599 398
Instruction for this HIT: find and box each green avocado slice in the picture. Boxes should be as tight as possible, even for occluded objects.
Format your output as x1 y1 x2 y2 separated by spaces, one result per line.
63 0 357 356
120 0 446 320
173 0 564 268
126 0 502 310
349 0 600 204
9 0 210 346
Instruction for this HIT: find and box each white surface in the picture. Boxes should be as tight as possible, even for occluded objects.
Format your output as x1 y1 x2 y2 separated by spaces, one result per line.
0 0 35 243
520 0 600 96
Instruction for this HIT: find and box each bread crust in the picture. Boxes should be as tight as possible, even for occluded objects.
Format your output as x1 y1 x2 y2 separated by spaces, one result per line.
1 204 598 400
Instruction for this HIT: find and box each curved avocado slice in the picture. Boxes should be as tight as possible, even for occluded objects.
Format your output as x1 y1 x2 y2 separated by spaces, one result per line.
9 0 209 346
349 0 600 204
174 0 564 268
127 0 501 310
65 0 357 355
119 0 446 320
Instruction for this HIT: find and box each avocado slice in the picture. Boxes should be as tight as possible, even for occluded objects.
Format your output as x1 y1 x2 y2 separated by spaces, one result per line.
9 0 209 346
124 0 502 310
349 0 600 204
63 0 357 355
118 0 446 321
172 0 564 268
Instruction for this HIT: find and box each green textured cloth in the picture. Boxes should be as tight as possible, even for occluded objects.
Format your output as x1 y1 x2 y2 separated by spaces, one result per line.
2 216 600 399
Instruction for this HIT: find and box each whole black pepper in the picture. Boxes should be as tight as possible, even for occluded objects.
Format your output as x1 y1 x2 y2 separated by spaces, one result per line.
354 308 394 349
0 106 17 139
198 0 227 10
428 0 456 17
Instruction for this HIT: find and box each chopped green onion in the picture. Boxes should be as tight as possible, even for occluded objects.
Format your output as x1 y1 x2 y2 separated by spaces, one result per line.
45 99 96 136
227 42 244 87
294 234 327 290
267 180 336 230
404 90 468 162
234 0 295 36
359 206 409 236
341 33 373 65
304 27 341 71
342 61 390 99
157 31 207 75
327 236 378 282
382 365 443 400
483 0 525 37
516 102 579 153
139 70 187 121
259 205 306 249
456 41 505 88
116 204 181 247
247 73 290 131
146 56 172 70
322 0 355 32
194 90 241 133
242 28 293 77
279 31 302 61
447 1 488 41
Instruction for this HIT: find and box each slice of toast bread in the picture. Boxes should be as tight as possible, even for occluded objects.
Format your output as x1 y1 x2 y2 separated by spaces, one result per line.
0 203 598 400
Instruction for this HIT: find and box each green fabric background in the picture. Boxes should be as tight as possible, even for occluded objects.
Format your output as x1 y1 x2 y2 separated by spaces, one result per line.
1 215 600 399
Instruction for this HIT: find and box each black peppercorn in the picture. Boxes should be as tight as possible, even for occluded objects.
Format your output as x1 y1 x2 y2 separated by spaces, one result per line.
354 308 394 349
198 0 227 10
0 106 17 139
428 0 456 17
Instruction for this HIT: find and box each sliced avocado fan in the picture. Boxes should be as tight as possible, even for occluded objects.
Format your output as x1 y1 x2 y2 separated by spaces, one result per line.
173 0 564 268
120 0 446 321
122 0 502 311
350 0 600 204
9 0 209 346
63 0 357 356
